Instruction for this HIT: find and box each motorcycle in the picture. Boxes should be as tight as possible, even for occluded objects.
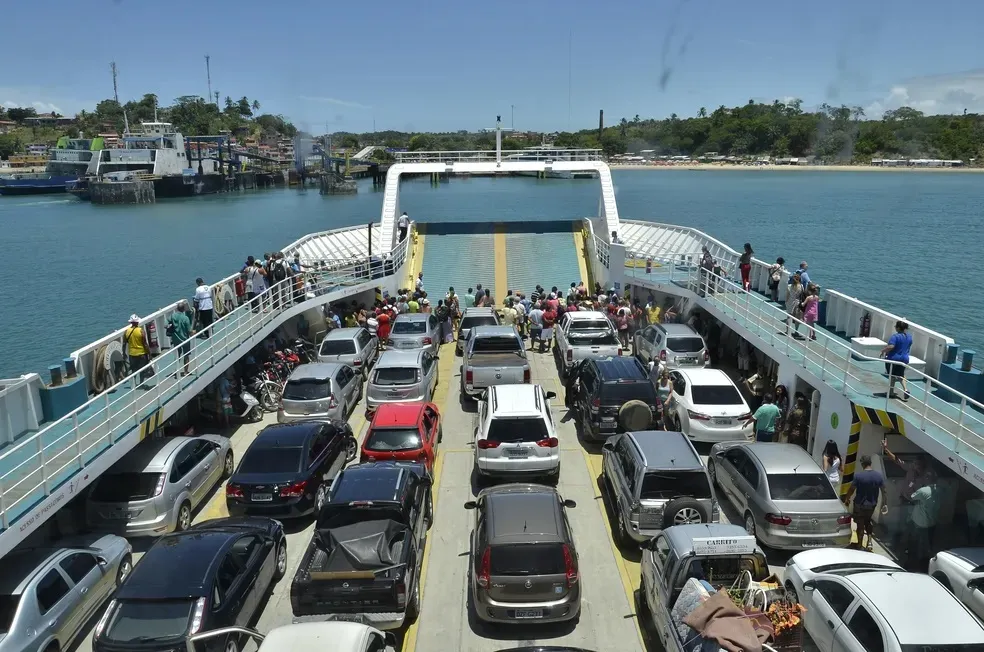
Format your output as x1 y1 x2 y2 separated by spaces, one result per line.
246 374 282 412
197 380 263 424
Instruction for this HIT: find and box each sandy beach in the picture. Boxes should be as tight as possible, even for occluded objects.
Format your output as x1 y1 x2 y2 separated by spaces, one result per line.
611 163 984 173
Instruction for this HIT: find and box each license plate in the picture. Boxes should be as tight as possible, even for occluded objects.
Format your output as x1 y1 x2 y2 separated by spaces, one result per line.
400 341 416 349
802 541 827 548
713 418 732 425
514 609 543 619
252 493 273 502
506 448 528 458
601 416 616 423
680 357 697 364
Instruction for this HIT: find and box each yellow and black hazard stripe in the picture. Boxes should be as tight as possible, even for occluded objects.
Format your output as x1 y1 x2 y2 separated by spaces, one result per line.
840 403 907 497
375 287 384 305
139 408 164 441
854 404 906 435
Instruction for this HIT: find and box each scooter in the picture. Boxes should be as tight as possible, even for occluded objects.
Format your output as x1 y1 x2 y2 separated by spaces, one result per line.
237 389 263 422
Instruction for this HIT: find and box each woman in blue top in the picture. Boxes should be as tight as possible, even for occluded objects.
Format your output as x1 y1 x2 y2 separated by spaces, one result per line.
881 320 913 401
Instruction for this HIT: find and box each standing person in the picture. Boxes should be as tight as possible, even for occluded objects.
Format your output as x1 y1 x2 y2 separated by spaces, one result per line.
415 272 425 294
500 299 517 329
528 301 544 352
842 455 886 552
541 302 557 353
435 299 453 344
782 395 810 448
247 259 267 312
124 315 153 387
514 295 527 338
615 308 630 350
699 247 715 296
774 384 790 432
268 254 288 309
802 283 820 340
768 257 785 302
907 472 940 570
655 370 673 428
881 320 913 401
167 300 194 376
376 310 391 348
397 212 410 242
463 287 476 309
739 242 754 291
790 261 811 288
193 278 214 338
744 393 781 442
882 440 930 557
446 287 460 330
822 440 843 491
785 271 805 337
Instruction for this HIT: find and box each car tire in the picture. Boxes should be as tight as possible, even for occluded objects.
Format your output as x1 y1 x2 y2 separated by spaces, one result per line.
223 636 239 652
222 451 235 479
615 508 633 548
273 539 288 581
406 577 421 622
175 502 192 532
314 484 329 513
706 459 717 487
424 492 434 528
345 438 358 463
43 643 59 652
116 554 133 587
744 513 757 539
784 580 799 604
663 497 710 528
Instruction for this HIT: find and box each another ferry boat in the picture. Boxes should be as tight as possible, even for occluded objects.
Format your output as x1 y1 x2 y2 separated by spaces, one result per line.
507 145 601 178
0 136 105 195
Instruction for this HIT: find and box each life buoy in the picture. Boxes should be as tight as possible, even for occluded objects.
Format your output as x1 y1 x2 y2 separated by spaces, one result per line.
212 284 236 317
92 340 125 393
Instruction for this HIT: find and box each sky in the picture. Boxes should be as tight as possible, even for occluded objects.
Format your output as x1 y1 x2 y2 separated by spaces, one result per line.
4 0 984 135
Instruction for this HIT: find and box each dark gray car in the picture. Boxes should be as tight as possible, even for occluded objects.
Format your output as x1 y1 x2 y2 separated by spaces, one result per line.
465 484 581 625
318 327 378 378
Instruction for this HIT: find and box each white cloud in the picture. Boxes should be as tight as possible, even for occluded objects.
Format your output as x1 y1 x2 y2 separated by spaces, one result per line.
864 70 984 118
31 101 62 114
2 101 16 109
299 95 371 109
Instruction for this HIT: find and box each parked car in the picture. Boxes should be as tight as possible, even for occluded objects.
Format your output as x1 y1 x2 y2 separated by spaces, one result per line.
190 622 397 652
365 350 439 418
460 326 530 398
87 435 234 535
0 534 132 652
708 442 852 550
553 310 621 378
602 430 718 545
783 548 902 604
929 547 984 620
92 517 286 652
571 357 660 440
278 363 362 424
318 327 378 377
474 384 560 483
291 462 432 630
388 313 440 355
456 307 500 356
361 402 442 471
663 368 753 442
633 323 709 370
226 420 357 518
465 484 581 624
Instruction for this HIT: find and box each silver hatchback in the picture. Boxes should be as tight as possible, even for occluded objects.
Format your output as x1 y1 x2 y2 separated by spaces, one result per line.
86 435 234 535
278 362 363 423
365 349 439 417
634 323 709 370
389 312 441 355
318 326 378 377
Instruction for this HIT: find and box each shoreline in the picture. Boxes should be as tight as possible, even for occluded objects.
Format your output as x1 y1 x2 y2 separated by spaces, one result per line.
610 163 984 173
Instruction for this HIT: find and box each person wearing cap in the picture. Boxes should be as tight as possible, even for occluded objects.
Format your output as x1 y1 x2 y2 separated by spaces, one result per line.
246 259 267 312
420 298 431 313
123 315 153 386
193 277 214 338
790 261 811 288
167 300 194 376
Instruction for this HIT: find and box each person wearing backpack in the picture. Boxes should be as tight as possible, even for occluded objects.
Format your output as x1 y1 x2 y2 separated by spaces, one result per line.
768 256 785 302
435 299 453 344
269 252 288 309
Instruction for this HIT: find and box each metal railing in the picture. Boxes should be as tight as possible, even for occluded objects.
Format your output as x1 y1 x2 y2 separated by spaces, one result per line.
620 260 984 459
395 149 604 163
0 239 408 531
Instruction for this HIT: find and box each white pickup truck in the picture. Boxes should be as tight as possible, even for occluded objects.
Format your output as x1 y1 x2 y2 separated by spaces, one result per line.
460 325 530 397
554 310 622 377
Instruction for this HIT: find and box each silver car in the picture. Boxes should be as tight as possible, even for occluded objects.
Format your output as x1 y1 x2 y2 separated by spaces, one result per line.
0 534 131 652
708 442 852 550
365 349 439 417
318 326 378 377
278 362 363 423
86 435 234 535
456 307 500 356
388 312 441 355
633 323 709 370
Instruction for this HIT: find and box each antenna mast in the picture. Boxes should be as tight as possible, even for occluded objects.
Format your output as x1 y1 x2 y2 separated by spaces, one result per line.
568 30 572 130
205 55 213 105
111 62 119 103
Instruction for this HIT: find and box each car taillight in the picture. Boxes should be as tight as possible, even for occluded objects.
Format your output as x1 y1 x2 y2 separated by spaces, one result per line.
396 581 407 607
765 513 792 526
328 394 338 409
422 337 432 345
617 348 623 356
837 515 852 525
659 350 667 361
688 409 711 421
352 359 362 366
154 473 167 496
523 368 531 383
280 480 307 498
590 398 601 411
566 349 573 362
226 484 243 498
466 370 473 384
704 351 710 363
477 439 501 449
536 437 559 447
737 413 752 421
563 544 579 587
477 547 491 589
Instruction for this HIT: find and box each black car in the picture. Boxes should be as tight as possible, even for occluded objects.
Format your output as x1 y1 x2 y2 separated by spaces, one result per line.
571 357 660 440
290 461 432 630
226 420 358 518
92 517 286 652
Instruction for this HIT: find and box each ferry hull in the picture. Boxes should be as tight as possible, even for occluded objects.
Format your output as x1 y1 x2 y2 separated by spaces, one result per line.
0 175 75 195
154 174 226 198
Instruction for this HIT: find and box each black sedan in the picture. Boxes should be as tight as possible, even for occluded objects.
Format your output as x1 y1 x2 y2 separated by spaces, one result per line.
225 420 358 519
92 517 286 652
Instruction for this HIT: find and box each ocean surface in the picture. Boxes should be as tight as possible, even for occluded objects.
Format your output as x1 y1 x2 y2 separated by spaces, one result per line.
1 170 981 380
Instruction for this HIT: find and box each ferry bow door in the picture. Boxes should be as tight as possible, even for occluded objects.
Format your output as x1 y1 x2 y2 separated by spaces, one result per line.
807 389 822 454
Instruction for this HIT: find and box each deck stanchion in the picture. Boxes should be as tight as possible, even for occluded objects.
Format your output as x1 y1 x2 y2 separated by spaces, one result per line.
921 383 933 429
820 338 829 381
37 436 48 495
957 398 967 453
73 413 82 471
0 478 6 529
104 392 113 446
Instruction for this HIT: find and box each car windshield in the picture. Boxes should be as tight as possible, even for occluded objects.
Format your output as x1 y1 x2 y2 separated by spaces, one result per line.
366 428 422 452
768 474 838 500
600 381 657 403
569 330 619 345
691 385 744 405
320 340 356 355
90 472 163 502
486 417 549 443
239 446 303 474
667 336 705 353
640 471 712 500
570 319 611 331
103 599 196 643
373 367 420 386
460 316 497 332
472 336 522 354
490 543 565 575
283 378 331 400
392 320 427 334
901 647 984 652
0 595 20 633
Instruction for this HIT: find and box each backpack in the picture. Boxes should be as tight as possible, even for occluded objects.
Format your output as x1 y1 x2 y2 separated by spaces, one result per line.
272 261 287 282
436 305 449 321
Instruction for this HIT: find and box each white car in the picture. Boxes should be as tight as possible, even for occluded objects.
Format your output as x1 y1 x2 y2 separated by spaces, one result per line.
783 548 902 603
664 368 754 442
474 384 560 482
929 547 984 620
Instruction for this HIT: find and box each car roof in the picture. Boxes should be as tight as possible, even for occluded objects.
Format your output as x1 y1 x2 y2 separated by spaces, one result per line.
847 572 984 643
109 436 188 473
330 462 418 503
791 549 902 573
743 443 819 473
370 402 427 427
462 307 497 317
0 549 61 594
663 524 756 555
323 327 364 341
940 547 984 570
626 431 703 470
253 422 322 448
657 323 701 336
118 530 235 599
376 349 424 367
395 312 430 323
592 356 647 381
676 368 734 386
490 384 544 416
484 485 564 544
289 362 345 380
568 310 607 320
471 325 518 337
260 622 372 652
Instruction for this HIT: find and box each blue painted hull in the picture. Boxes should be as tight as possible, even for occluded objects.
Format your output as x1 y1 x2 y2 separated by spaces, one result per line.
0 175 76 195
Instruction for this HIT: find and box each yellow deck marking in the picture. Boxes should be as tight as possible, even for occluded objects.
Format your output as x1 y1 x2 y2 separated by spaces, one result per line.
408 232 425 289
572 225 590 287
493 223 507 302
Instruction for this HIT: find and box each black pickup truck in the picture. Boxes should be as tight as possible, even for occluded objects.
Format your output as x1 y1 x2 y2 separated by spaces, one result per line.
290 461 432 630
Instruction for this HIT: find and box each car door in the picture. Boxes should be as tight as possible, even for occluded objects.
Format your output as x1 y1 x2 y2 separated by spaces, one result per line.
191 440 220 506
335 366 354 413
59 551 108 629
168 442 202 508
428 315 440 351
718 448 745 500
735 454 761 516
211 553 250 627
359 328 377 367
421 353 437 398
306 430 333 492
229 534 269 620
966 578 984 619
666 372 685 418
805 578 857 652
638 327 658 360
835 603 886 652
34 567 75 646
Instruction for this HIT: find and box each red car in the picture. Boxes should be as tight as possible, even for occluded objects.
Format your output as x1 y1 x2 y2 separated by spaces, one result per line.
360 401 442 471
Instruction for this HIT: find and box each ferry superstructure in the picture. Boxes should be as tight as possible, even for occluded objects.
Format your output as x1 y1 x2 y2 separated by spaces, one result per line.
1 132 982 650
0 136 105 195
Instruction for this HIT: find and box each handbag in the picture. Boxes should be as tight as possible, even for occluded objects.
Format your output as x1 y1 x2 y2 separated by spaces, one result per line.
165 316 176 337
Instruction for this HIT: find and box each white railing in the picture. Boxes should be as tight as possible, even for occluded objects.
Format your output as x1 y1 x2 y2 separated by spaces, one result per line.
0 240 408 531
394 149 604 163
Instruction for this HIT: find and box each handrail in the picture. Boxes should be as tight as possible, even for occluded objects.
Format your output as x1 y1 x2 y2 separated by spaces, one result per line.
394 149 604 163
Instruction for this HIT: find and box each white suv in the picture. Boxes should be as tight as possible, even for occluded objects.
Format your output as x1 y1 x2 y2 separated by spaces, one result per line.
474 384 560 483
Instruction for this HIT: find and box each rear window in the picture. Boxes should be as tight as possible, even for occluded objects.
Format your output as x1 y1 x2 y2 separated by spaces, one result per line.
373 367 420 386
472 335 522 354
283 379 331 400
767 474 837 500
490 543 565 575
460 316 498 331
640 471 712 500
486 417 549 442
320 340 356 355
366 428 422 452
0 595 20 633
90 472 162 502
667 336 705 353
239 446 303 474
569 331 619 346
691 385 744 405
392 320 426 334
570 319 612 331
103 599 196 643
600 381 657 404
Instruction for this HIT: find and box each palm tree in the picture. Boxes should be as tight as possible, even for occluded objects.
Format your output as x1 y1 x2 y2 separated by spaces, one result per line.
252 100 260 112
698 107 707 118
633 114 640 123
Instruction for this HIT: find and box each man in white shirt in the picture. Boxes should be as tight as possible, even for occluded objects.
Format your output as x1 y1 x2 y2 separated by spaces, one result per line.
415 272 424 293
193 277 214 338
398 212 410 242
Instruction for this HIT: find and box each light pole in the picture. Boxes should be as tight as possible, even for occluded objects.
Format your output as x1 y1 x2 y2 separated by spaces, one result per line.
511 105 515 130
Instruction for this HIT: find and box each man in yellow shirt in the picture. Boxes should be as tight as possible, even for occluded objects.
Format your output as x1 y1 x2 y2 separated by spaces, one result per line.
646 302 661 325
124 314 153 386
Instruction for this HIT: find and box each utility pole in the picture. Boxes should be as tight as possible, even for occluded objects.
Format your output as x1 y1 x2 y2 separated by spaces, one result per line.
214 91 220 106
110 62 119 103
205 55 213 105
511 105 515 130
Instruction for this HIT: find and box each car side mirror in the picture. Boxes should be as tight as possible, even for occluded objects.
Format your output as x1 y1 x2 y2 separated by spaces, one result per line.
545 390 557 400
384 632 399 647
802 579 816 592
96 556 108 566
464 501 478 510
602 441 615 452
563 499 577 509
968 578 984 591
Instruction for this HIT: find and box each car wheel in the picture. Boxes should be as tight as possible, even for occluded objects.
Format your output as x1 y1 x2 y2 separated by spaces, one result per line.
224 636 239 652
222 451 235 479
314 484 329 513
663 497 709 528
744 513 757 539
707 459 717 486
345 438 358 462
273 539 288 580
175 502 192 532
116 554 133 587
424 492 434 528
615 504 633 548
784 581 799 604
406 577 421 621
43 643 59 652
